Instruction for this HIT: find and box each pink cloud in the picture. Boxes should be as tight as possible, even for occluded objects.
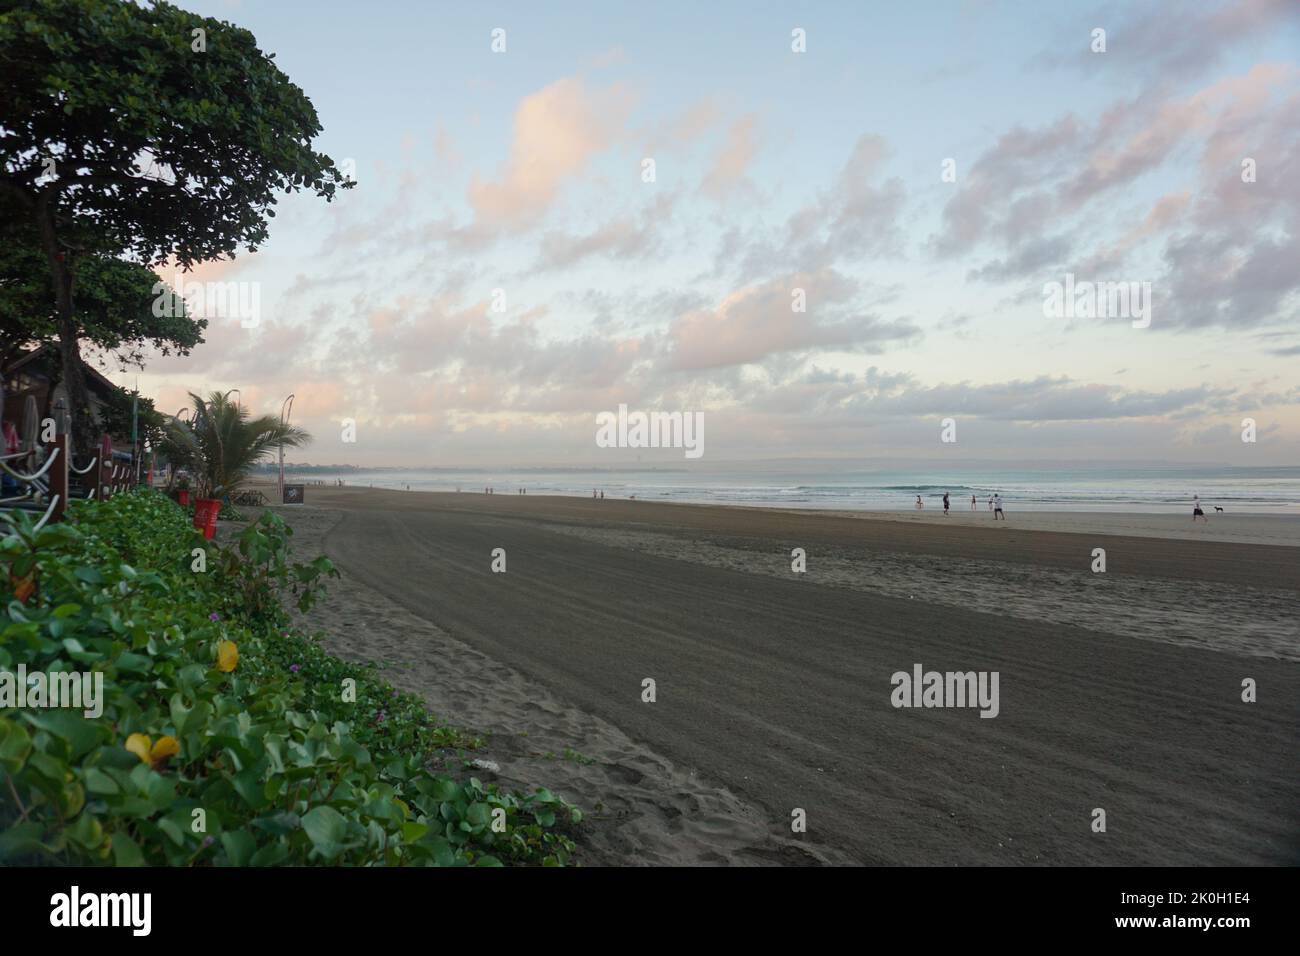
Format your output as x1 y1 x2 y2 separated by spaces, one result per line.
700 115 759 199
467 78 633 231
666 271 916 371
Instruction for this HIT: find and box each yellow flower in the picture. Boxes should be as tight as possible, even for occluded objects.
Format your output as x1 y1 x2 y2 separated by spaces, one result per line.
216 640 239 673
125 733 180 770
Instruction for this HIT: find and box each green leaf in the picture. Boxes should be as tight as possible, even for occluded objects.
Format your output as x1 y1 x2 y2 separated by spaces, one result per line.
220 830 257 866
84 767 120 795
74 566 105 585
429 777 460 801
112 832 146 866
115 652 152 674
0 718 32 773
301 805 349 861
249 841 290 866
401 821 429 843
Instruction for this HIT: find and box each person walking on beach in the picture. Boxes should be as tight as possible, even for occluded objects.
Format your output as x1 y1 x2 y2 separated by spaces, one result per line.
1193 495 1207 522
970 494 977 511
915 495 924 510
993 493 1005 520
987 496 993 511
943 492 950 515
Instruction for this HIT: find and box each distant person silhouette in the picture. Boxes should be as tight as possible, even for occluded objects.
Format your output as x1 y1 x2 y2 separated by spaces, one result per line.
943 492 950 515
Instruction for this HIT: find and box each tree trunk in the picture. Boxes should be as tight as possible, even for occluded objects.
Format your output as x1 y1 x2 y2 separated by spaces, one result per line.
34 200 96 461
57 315 97 461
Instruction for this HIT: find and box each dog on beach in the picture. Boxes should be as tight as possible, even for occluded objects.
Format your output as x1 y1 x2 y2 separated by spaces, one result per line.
1214 506 1224 512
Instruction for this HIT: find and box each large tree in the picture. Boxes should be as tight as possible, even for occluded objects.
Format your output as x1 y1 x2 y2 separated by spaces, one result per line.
0 194 205 424
0 0 350 454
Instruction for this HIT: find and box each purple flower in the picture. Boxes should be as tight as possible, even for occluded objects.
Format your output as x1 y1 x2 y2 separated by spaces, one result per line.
209 612 220 622
289 664 300 673
202 836 215 848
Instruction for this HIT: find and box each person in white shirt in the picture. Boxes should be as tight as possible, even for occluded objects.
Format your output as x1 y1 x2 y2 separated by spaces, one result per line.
993 494 1005 520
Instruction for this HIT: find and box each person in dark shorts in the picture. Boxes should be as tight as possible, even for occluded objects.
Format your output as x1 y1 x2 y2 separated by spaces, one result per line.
993 493 1005 520
942 492 950 515
1193 495 1207 522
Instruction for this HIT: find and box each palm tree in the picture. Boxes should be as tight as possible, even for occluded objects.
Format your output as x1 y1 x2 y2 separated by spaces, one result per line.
166 391 311 500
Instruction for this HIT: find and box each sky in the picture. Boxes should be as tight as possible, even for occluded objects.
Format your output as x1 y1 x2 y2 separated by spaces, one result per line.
121 0 1300 467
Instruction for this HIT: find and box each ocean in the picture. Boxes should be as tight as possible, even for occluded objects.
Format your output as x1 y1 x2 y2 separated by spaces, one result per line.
279 464 1300 514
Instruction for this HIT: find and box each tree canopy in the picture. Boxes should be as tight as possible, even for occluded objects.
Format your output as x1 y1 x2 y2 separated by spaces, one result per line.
0 0 351 266
0 0 351 452
0 195 205 371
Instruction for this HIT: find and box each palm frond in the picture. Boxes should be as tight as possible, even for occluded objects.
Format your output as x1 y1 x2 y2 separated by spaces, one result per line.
166 391 312 499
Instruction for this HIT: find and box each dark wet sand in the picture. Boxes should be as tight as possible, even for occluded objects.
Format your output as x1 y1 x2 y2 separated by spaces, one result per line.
274 486 1300 865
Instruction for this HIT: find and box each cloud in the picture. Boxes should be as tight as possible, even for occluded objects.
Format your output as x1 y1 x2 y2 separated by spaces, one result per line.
759 368 1231 424
929 115 1082 259
1035 0 1300 82
640 98 722 154
727 134 906 280
933 62 1300 333
700 115 759 199
966 235 1073 283
665 270 918 370
534 193 674 270
466 78 633 233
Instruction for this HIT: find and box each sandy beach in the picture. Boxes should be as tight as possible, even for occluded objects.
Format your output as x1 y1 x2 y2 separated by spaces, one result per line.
260 485 1300 866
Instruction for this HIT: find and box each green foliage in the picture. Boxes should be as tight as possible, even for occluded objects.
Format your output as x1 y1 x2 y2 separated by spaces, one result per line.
176 497 246 524
95 385 168 448
213 511 336 625
0 0 351 454
166 391 311 500
0 0 353 267
0 201 205 372
0 492 580 866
